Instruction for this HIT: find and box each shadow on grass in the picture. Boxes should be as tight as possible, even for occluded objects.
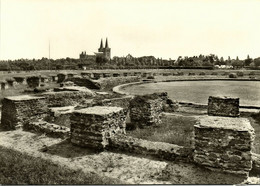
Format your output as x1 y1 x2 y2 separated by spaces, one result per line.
42 139 97 158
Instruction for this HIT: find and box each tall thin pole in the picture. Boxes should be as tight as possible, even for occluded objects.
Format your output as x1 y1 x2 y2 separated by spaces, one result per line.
49 40 50 60
0 0 2 61
48 40 50 70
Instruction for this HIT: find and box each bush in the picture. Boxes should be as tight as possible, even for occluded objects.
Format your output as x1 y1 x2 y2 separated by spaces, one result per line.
229 73 238 78
236 71 244 77
188 72 195 76
211 72 218 75
199 72 206 75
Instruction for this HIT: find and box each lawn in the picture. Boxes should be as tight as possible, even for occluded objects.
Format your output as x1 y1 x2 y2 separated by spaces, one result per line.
126 114 197 147
0 146 123 184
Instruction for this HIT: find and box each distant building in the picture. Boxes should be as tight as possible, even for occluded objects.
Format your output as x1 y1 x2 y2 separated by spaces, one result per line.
80 38 111 61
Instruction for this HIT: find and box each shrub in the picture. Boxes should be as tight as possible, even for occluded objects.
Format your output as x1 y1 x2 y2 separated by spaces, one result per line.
229 73 238 78
199 72 206 76
211 72 218 75
188 72 195 76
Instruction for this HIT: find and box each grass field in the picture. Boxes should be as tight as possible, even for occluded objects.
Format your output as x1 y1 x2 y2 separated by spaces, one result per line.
0 146 123 184
126 114 197 147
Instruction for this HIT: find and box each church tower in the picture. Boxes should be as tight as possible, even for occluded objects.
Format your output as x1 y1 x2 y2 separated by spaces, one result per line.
103 38 111 60
98 39 104 53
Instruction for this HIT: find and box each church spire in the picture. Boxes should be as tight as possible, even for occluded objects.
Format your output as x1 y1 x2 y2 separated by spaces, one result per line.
105 38 109 48
100 39 103 49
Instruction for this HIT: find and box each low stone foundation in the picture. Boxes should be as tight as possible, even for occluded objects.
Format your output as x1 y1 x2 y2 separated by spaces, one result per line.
129 93 164 128
70 106 126 150
46 106 75 127
94 76 141 90
109 134 193 162
1 95 47 130
194 116 255 177
208 96 239 117
41 90 95 107
24 120 70 138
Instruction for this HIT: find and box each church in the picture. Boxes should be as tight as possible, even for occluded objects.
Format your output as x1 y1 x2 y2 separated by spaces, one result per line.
79 38 111 61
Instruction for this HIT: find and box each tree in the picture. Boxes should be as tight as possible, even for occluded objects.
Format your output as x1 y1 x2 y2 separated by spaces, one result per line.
96 56 108 65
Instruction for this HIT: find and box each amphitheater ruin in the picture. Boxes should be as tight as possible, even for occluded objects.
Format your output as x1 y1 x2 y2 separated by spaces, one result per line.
0 70 260 184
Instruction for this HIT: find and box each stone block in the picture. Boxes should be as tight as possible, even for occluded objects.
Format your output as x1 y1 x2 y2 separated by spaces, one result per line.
26 76 40 88
129 93 164 128
194 116 255 177
70 106 126 150
1 95 47 130
57 73 67 83
0 81 8 90
208 96 239 117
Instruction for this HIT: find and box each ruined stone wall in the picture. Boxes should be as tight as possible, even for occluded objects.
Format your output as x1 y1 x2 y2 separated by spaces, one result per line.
194 116 255 177
24 120 70 138
129 94 164 128
41 91 94 107
109 134 193 162
95 76 140 90
208 96 239 117
1 95 47 130
96 96 133 110
57 73 67 83
26 76 40 88
65 77 100 89
70 106 126 150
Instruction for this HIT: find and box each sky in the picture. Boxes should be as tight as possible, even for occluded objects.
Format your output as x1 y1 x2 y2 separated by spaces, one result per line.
0 0 260 60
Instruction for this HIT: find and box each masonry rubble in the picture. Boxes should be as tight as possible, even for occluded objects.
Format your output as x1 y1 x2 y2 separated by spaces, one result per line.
208 96 239 117
194 116 255 178
70 106 126 150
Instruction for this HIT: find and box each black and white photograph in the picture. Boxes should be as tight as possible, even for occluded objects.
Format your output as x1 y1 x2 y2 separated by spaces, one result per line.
0 0 260 184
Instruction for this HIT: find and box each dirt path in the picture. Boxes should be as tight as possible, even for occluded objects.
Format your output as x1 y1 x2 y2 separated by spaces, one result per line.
0 129 259 184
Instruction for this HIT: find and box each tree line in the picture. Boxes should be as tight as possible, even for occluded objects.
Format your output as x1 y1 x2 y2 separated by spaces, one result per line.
0 54 259 71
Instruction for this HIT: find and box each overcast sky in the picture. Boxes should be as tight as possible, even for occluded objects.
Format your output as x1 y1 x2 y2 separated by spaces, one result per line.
1 0 260 60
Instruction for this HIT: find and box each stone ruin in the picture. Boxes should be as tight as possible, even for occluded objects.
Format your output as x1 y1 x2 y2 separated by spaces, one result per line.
1 95 47 130
208 96 240 117
194 116 255 177
129 94 163 128
70 106 126 150
0 84 258 181
26 76 40 88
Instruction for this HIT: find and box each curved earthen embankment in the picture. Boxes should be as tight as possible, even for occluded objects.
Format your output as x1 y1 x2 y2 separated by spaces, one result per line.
113 77 260 110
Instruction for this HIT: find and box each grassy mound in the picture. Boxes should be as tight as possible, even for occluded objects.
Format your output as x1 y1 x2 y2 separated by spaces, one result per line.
0 146 123 184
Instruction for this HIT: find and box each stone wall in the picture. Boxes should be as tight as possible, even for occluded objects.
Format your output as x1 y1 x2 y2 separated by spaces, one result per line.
41 90 94 107
65 77 101 89
194 116 255 177
1 95 47 130
13 76 26 84
96 96 133 110
94 76 141 90
24 120 70 138
109 134 193 162
26 76 40 88
70 106 126 150
129 93 164 128
208 96 239 117
57 73 67 83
